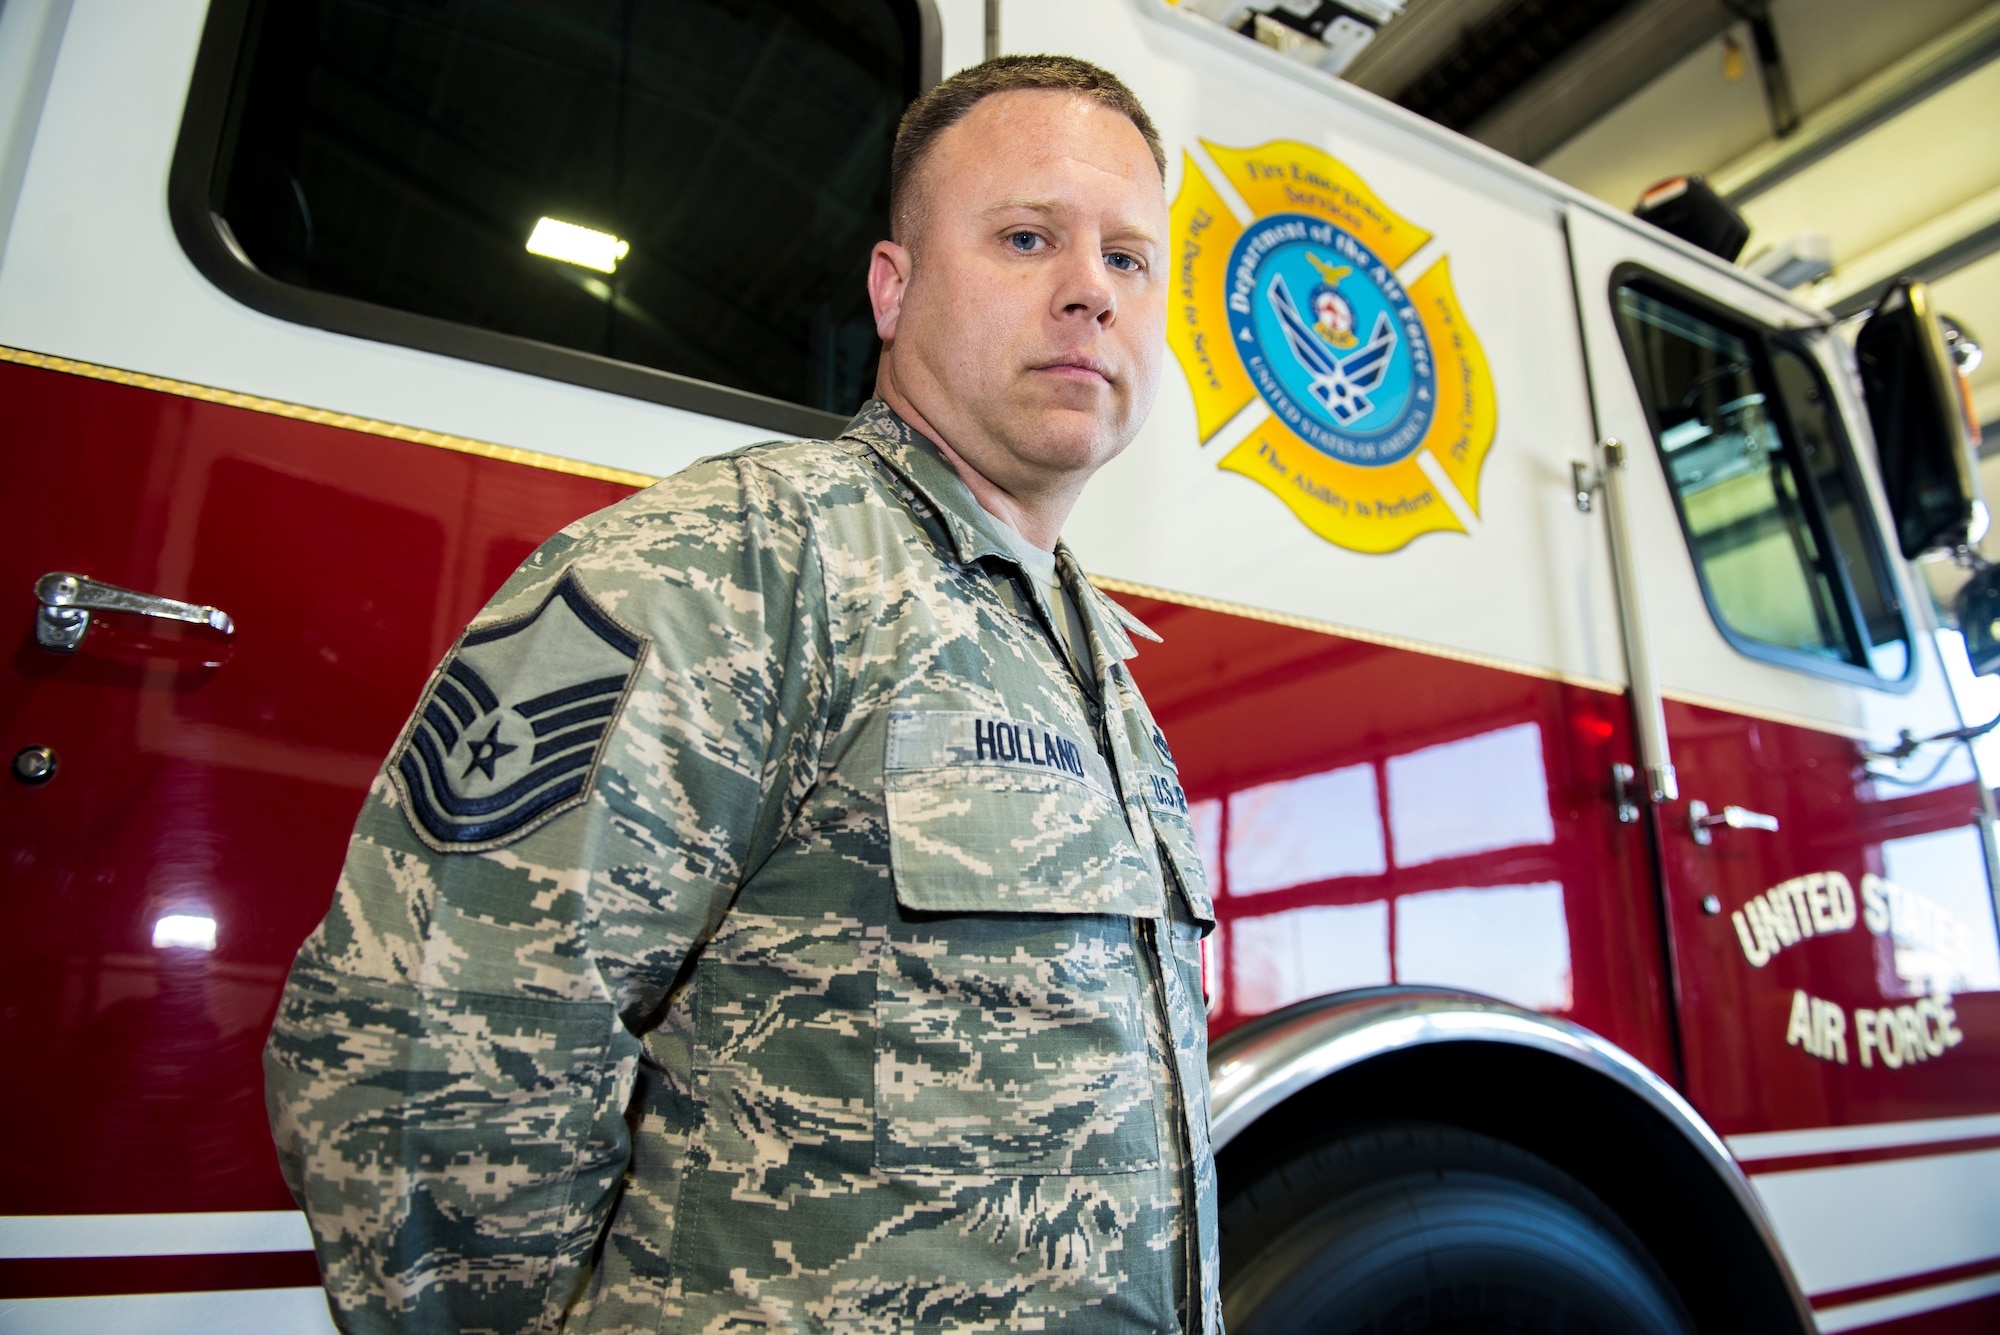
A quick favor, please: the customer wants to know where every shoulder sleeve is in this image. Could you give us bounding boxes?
[264,452,836,1333]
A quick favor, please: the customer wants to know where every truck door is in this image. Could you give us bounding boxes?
[0,359,637,1239]
[1566,207,2000,1320]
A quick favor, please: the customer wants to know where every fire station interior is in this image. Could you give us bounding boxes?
[3,0,2000,1332]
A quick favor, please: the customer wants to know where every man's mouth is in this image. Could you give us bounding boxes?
[1033,354,1113,386]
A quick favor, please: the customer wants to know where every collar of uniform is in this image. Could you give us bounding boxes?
[1062,556,1163,648]
[1053,547,1161,668]
[840,400,1017,568]
[843,401,1164,662]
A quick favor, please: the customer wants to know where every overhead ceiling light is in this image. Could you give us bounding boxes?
[526,217,630,273]
[153,913,217,951]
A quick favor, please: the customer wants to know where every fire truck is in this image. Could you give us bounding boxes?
[1,0,1995,1331]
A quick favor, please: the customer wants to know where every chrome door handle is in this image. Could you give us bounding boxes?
[34,571,235,653]
[1688,798,1779,845]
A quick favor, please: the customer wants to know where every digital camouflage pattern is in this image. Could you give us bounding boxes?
[266,401,1220,1335]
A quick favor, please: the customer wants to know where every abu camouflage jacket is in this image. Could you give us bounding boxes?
[265,401,1220,1335]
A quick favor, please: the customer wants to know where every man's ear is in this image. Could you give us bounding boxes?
[868,240,912,341]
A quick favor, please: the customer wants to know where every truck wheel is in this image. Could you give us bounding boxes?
[1220,1121,1694,1334]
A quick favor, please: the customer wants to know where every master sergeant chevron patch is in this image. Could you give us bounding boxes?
[390,570,647,852]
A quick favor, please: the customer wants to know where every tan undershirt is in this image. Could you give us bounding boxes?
[987,517,1092,689]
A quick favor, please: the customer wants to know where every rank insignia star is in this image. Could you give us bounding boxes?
[460,720,517,781]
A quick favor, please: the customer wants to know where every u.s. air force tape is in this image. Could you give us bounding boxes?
[886,709,1115,799]
[391,570,648,852]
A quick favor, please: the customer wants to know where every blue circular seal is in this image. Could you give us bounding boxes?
[1225,214,1435,466]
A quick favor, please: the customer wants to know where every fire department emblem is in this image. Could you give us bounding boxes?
[1167,140,1496,553]
[391,571,646,852]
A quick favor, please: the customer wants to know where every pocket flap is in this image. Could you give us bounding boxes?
[1137,767,1217,927]
[886,711,1158,917]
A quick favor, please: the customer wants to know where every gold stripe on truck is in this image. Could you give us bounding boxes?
[1089,574,1622,692]
[0,344,660,489]
[0,345,1875,736]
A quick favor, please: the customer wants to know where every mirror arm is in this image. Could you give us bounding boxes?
[1865,714,2000,762]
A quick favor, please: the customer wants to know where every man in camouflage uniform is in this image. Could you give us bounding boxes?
[266,54,1218,1335]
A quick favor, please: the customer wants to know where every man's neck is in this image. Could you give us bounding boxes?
[874,381,1071,552]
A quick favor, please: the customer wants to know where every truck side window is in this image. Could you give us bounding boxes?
[1614,282,1911,682]
[184,0,925,423]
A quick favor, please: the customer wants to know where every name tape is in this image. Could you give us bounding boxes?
[886,710,1112,797]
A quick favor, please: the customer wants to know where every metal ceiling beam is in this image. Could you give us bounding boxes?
[1465,0,1735,165]
[1823,184,2000,319]
[1711,1,2000,205]
[1394,0,1641,133]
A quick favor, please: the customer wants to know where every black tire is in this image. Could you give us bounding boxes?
[1221,1122,1696,1335]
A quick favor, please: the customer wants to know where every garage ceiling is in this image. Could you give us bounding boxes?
[1346,0,1738,162]
[1524,0,2000,427]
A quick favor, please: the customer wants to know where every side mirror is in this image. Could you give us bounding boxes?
[1856,278,1984,559]
[1956,563,2000,675]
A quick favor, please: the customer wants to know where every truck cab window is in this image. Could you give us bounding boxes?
[1771,343,1910,678]
[1614,283,1911,681]
[201,0,923,419]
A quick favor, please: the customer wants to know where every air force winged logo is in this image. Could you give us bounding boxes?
[1266,259,1397,424]
[1167,140,1497,553]
[391,571,647,852]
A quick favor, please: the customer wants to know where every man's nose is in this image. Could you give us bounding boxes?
[1053,243,1115,325]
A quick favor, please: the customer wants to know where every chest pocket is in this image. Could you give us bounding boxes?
[877,710,1162,1176]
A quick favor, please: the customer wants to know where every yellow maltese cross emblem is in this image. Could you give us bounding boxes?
[1167,140,1496,554]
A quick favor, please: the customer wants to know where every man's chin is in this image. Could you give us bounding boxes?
[1006,408,1128,472]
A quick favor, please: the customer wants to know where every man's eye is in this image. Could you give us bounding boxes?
[1007,232,1043,252]
[1106,252,1143,272]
